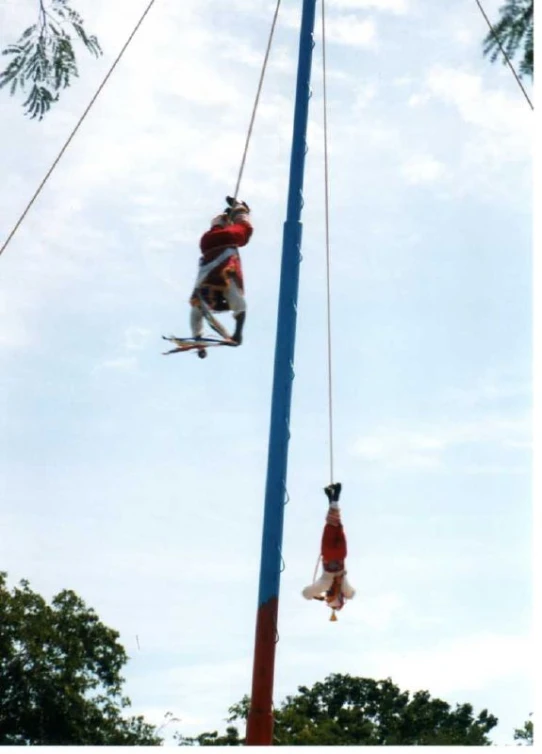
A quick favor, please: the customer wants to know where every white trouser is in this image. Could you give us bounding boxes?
[301,571,355,601]
[224,280,246,315]
[190,280,246,338]
[302,572,334,600]
[190,306,204,339]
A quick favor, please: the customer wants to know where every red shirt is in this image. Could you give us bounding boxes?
[199,220,253,264]
[321,521,347,573]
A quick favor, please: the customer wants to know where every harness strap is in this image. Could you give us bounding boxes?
[195,247,238,288]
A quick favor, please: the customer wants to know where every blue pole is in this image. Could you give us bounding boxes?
[246,0,317,745]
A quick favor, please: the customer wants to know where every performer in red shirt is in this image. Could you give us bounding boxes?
[190,197,253,357]
[302,483,356,621]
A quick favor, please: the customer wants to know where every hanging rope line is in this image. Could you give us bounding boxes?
[321,0,335,485]
[473,0,533,111]
[231,0,282,202]
[0,0,160,258]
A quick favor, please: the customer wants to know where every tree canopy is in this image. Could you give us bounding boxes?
[178,673,499,746]
[0,572,160,745]
[483,0,533,78]
[0,0,102,120]
[1,0,533,122]
[514,716,534,745]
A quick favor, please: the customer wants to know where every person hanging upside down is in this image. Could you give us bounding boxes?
[302,482,355,621]
[189,196,253,358]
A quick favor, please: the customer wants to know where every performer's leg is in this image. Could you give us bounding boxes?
[341,573,356,599]
[190,305,204,339]
[302,571,334,600]
[224,280,246,344]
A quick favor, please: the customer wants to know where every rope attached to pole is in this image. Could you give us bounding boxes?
[231,0,282,203]
[0,0,160,258]
[321,0,335,485]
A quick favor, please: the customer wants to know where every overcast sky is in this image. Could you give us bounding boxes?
[0,0,533,746]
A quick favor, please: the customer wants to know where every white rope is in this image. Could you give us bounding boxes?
[231,0,282,202]
[321,0,335,485]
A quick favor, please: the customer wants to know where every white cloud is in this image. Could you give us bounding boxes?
[425,67,531,135]
[400,154,445,184]
[329,0,409,12]
[280,6,377,47]
[458,463,529,475]
[426,66,532,185]
[351,413,530,470]
[0,291,32,349]
[354,591,407,629]
[369,632,531,695]
[454,27,476,45]
[444,374,531,408]
[353,81,378,109]
[92,357,138,373]
[325,15,377,47]
[124,326,152,351]
[126,657,253,740]
[395,65,532,202]
[407,92,430,107]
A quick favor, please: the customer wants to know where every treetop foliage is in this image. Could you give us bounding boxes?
[0,571,161,745]
[483,0,533,78]
[514,716,534,745]
[0,0,533,122]
[178,673,500,746]
[0,0,102,119]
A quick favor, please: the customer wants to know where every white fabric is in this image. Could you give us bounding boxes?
[302,571,355,601]
[224,280,246,315]
[210,213,227,227]
[302,572,334,600]
[341,574,356,599]
[229,210,250,224]
[194,247,237,288]
[190,306,203,338]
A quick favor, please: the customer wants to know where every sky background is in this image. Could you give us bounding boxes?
[0,0,534,746]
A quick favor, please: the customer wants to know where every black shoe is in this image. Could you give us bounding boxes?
[197,348,207,359]
[231,311,246,345]
[324,483,342,503]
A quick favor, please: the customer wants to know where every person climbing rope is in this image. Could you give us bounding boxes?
[302,482,355,621]
[189,196,253,359]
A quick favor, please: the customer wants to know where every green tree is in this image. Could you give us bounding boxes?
[514,715,534,745]
[177,726,243,746]
[483,0,533,78]
[0,0,102,120]
[0,572,161,745]
[178,674,498,746]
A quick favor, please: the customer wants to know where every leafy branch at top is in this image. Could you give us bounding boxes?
[0,0,102,120]
[483,0,533,78]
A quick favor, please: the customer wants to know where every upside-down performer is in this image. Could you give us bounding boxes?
[302,482,356,621]
[189,196,253,358]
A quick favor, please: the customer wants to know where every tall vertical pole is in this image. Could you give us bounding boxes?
[246,0,317,746]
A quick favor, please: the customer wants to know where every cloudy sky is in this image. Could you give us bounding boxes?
[0,0,533,746]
